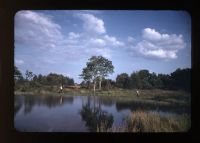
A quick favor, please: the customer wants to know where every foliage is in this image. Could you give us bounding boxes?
[116,68,191,91]
[14,66,23,81]
[80,56,114,91]
[14,67,75,92]
[25,70,34,81]
[80,100,114,132]
[170,68,191,91]
[116,73,131,89]
[15,64,191,92]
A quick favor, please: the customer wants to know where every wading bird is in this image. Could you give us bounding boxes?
[59,85,63,93]
[136,90,140,96]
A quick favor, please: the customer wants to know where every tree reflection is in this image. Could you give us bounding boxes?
[115,100,189,114]
[24,95,36,114]
[14,96,23,116]
[99,97,115,107]
[80,96,114,132]
[21,95,74,114]
[59,95,63,104]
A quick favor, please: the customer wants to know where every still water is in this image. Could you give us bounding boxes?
[14,95,178,132]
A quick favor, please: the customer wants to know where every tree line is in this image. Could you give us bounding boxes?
[80,56,191,92]
[80,68,191,92]
[14,67,74,91]
[15,55,191,92]
[115,68,191,91]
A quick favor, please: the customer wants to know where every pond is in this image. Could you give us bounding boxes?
[14,95,183,132]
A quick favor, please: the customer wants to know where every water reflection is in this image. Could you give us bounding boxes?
[80,96,114,132]
[115,100,190,114]
[98,97,115,107]
[14,96,23,116]
[24,95,36,114]
[59,95,63,104]
[14,95,74,115]
[14,95,187,132]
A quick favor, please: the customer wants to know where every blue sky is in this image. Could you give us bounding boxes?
[14,10,191,83]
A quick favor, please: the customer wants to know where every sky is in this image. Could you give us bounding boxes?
[14,10,191,83]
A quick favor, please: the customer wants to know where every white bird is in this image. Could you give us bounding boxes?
[136,90,140,96]
[59,85,63,93]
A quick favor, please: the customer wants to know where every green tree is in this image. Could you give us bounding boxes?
[170,68,191,91]
[14,66,23,81]
[130,72,140,89]
[80,56,114,92]
[148,72,163,88]
[14,66,24,90]
[137,70,152,89]
[25,70,34,81]
[116,73,131,89]
[101,79,115,90]
[44,73,74,86]
[157,74,172,89]
[129,70,152,89]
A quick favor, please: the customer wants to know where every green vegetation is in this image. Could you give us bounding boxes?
[80,102,114,132]
[14,55,191,94]
[80,55,114,92]
[14,55,191,132]
[14,66,74,93]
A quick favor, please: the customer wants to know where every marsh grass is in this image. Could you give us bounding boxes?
[105,110,191,132]
[125,111,191,132]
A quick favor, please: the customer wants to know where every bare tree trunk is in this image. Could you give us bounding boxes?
[106,80,110,90]
[93,81,96,92]
[99,77,102,90]
[88,82,90,90]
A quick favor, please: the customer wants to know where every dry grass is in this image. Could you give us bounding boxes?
[122,111,190,132]
[104,111,191,132]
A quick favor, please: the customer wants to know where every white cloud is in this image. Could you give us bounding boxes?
[137,42,178,59]
[142,28,162,41]
[15,11,126,63]
[15,11,186,62]
[131,28,186,60]
[77,13,106,35]
[68,32,81,39]
[128,36,135,43]
[95,48,111,59]
[84,46,111,59]
[15,59,24,65]
[104,35,124,47]
[15,10,63,49]
[89,38,106,47]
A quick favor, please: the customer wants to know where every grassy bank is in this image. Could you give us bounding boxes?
[15,86,190,97]
[104,110,191,132]
[14,88,191,132]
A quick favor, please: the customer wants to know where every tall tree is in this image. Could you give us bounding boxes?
[14,66,23,81]
[116,73,131,89]
[80,56,114,92]
[130,72,140,89]
[25,70,34,81]
[170,68,191,91]
[137,70,152,89]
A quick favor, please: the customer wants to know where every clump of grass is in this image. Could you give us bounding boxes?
[124,111,191,132]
